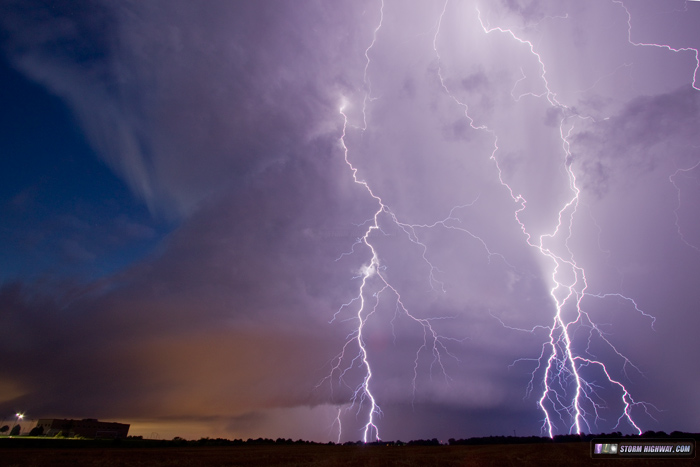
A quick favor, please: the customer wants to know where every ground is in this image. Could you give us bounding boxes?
[0,442,696,466]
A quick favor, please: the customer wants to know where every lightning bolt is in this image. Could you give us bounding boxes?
[462,3,660,437]
[614,0,700,91]
[322,0,697,441]
[323,102,469,442]
[321,0,491,442]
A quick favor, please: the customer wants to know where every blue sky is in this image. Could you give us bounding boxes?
[0,57,171,284]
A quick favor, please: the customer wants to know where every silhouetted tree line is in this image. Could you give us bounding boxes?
[176,431,700,447]
[189,437,327,446]
[447,431,700,446]
[6,430,698,447]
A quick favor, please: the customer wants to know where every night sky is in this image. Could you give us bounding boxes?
[1,0,699,442]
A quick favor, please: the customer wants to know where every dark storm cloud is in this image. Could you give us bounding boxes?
[0,0,371,217]
[572,86,700,198]
[0,0,379,436]
[1,0,700,442]
[0,151,375,429]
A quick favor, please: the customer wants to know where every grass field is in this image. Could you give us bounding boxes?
[0,442,695,466]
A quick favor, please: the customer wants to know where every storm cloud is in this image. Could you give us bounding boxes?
[1,0,699,441]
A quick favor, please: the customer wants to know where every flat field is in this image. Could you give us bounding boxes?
[0,442,695,467]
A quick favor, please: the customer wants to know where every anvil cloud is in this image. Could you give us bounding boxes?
[0,0,699,441]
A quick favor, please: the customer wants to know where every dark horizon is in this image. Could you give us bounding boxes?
[3,426,699,446]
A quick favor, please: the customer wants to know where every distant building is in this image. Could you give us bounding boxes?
[1,419,34,435]
[35,418,130,438]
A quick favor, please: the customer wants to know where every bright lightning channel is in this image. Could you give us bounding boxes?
[433,1,659,437]
[324,103,467,443]
[328,91,482,441]
[322,0,697,441]
[321,0,492,443]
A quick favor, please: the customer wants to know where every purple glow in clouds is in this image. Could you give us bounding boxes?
[322,0,700,441]
[1,0,700,442]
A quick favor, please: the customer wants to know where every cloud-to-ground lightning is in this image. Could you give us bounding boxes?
[322,0,699,441]
[4,0,700,445]
[320,1,486,442]
[438,0,664,437]
[324,90,474,443]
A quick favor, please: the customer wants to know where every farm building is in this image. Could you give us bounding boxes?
[35,418,129,438]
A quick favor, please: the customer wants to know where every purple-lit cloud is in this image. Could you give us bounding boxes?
[0,0,699,442]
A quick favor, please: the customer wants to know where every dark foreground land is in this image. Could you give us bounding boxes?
[0,440,696,467]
